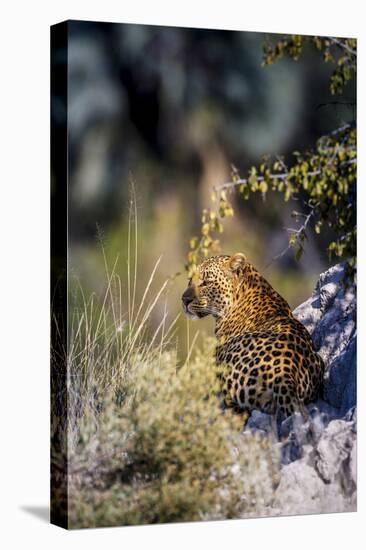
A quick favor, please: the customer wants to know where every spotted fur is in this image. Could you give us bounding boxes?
[182,253,324,424]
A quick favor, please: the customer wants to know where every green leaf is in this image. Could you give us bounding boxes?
[315,222,322,234]
[295,246,304,262]
[259,180,268,194]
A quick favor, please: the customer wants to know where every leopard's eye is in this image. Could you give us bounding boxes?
[200,279,213,287]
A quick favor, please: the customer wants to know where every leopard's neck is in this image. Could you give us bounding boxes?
[214,267,292,345]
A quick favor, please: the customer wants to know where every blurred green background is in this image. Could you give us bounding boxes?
[57,21,355,357]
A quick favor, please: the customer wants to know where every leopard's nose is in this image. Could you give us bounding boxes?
[182,286,195,306]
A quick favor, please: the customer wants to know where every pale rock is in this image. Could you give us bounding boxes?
[243,263,357,516]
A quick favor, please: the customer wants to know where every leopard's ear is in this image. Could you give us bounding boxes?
[228,252,247,276]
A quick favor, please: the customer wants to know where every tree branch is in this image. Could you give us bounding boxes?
[266,205,318,267]
[214,170,321,192]
[329,37,357,57]
[215,156,356,193]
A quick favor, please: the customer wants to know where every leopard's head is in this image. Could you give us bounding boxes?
[181,253,247,320]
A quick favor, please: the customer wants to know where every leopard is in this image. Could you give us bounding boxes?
[182,252,324,427]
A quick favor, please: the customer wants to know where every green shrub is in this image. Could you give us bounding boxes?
[68,339,279,528]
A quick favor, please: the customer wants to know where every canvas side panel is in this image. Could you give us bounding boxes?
[50,20,68,530]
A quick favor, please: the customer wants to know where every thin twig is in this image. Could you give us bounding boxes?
[342,158,357,166]
[266,204,318,268]
[329,37,357,57]
[316,101,356,111]
[275,155,288,173]
[328,122,354,136]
